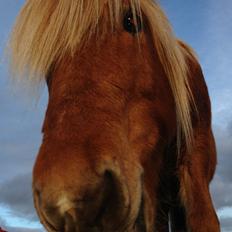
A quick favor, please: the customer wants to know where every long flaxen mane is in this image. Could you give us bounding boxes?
[8,0,196,151]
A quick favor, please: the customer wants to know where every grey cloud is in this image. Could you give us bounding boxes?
[0,216,6,227]
[211,174,232,210]
[0,216,44,232]
[0,90,47,182]
[228,121,232,136]
[214,123,232,183]
[5,226,44,232]
[0,173,38,221]
[219,217,232,232]
[210,122,232,204]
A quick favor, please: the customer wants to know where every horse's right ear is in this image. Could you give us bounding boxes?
[177,40,198,66]
[178,40,211,126]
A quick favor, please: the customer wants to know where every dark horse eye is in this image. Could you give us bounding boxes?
[123,10,142,34]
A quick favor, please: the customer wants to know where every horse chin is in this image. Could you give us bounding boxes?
[34,195,145,232]
[33,166,145,232]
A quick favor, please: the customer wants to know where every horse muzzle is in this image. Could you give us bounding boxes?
[33,157,144,232]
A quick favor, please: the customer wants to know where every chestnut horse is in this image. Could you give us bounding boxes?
[9,0,219,231]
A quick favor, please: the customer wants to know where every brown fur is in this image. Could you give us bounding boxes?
[9,1,219,231]
[9,0,196,152]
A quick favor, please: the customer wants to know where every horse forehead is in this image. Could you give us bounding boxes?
[51,33,158,93]
[45,37,172,139]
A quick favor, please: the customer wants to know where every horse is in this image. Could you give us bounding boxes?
[8,0,220,231]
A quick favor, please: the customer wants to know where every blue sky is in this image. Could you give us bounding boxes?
[0,0,232,231]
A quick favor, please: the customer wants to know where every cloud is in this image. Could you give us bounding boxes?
[0,215,6,227]
[0,216,44,232]
[0,214,43,232]
[211,121,232,207]
[214,124,232,183]
[209,121,232,230]
[5,226,44,232]
[0,88,47,183]
[211,175,232,210]
[0,173,38,221]
[219,217,232,232]
[228,121,232,136]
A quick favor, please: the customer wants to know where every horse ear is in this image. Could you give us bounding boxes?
[178,40,212,127]
[177,40,198,64]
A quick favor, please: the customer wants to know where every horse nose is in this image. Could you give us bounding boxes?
[34,162,142,232]
[34,170,109,230]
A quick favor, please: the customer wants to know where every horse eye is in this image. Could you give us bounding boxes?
[123,10,142,34]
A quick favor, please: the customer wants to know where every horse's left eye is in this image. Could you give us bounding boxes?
[123,10,142,34]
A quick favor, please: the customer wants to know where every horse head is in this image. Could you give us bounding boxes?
[8,0,219,231]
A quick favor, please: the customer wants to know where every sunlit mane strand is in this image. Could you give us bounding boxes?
[8,0,140,83]
[140,0,197,152]
[8,0,196,152]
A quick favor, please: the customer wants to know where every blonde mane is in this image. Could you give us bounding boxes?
[8,0,196,152]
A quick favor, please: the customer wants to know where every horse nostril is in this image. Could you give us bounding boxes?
[64,209,77,232]
[91,169,133,231]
